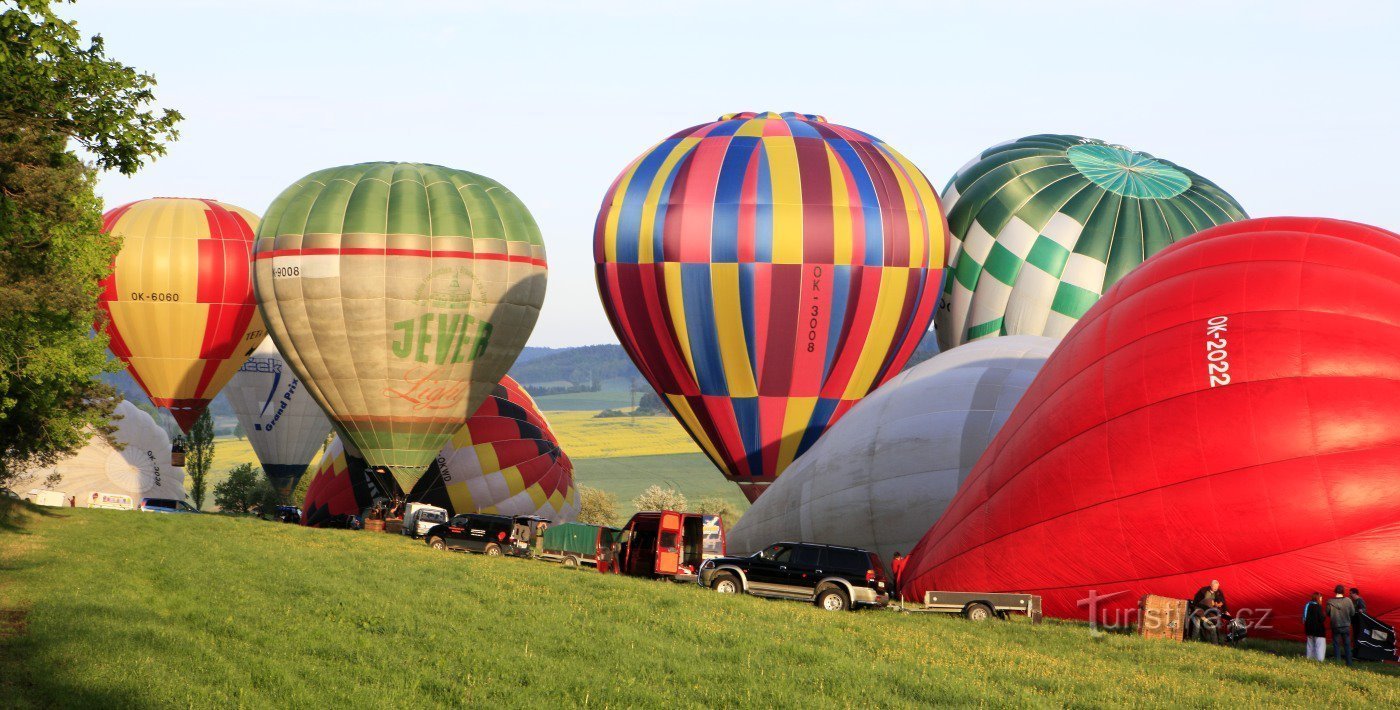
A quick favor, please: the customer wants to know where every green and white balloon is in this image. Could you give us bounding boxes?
[935,135,1246,350]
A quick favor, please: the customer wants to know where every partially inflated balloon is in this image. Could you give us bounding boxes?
[936,135,1245,350]
[23,401,186,504]
[408,376,579,521]
[595,112,947,501]
[98,198,267,433]
[254,163,547,492]
[903,217,1400,640]
[727,336,1055,565]
[301,437,387,528]
[224,338,332,497]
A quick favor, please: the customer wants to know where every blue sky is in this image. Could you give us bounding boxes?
[72,0,1399,347]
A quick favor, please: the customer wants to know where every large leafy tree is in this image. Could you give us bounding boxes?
[0,0,180,488]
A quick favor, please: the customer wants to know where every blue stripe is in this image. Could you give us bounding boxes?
[828,138,884,265]
[824,265,850,378]
[680,264,728,395]
[754,148,773,263]
[711,136,759,263]
[614,138,681,264]
[784,117,823,139]
[650,152,689,261]
[707,118,743,138]
[796,397,841,455]
[730,396,763,480]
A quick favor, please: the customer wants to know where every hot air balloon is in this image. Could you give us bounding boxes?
[253,163,547,493]
[902,217,1400,640]
[935,135,1246,351]
[97,198,267,433]
[301,436,387,528]
[23,401,186,506]
[595,111,948,501]
[727,336,1055,565]
[408,376,579,520]
[224,338,333,497]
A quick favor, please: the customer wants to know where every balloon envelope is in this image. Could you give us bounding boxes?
[98,198,267,432]
[224,338,333,497]
[595,111,948,501]
[23,401,186,504]
[408,376,579,521]
[301,436,387,528]
[727,336,1055,566]
[936,135,1246,351]
[903,217,1400,639]
[254,162,547,493]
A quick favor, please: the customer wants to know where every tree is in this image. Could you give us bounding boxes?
[693,496,741,525]
[213,462,278,515]
[231,421,246,441]
[575,485,618,527]
[184,410,215,510]
[0,0,180,489]
[632,485,687,513]
[291,468,312,508]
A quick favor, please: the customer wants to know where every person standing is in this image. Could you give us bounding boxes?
[890,552,906,588]
[1303,592,1327,661]
[1349,587,1367,624]
[1326,584,1356,666]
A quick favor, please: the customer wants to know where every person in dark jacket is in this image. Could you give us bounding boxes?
[1349,587,1367,627]
[1190,580,1226,643]
[1303,592,1327,661]
[1326,584,1357,666]
[1192,580,1229,614]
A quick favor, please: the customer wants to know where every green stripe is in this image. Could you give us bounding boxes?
[967,317,1004,340]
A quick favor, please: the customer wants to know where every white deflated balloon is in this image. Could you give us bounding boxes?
[726,335,1057,565]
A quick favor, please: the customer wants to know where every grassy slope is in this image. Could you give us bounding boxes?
[2,507,1396,708]
[573,454,749,513]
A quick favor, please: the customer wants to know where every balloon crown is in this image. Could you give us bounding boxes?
[720,111,827,123]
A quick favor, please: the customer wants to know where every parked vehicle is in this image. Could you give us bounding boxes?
[508,515,552,557]
[320,514,363,530]
[608,511,725,581]
[698,541,889,611]
[904,590,1043,622]
[88,492,135,510]
[1,487,18,500]
[138,498,200,514]
[274,506,302,524]
[401,503,448,539]
[537,522,619,567]
[424,513,515,556]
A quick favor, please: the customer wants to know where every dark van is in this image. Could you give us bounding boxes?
[424,513,515,556]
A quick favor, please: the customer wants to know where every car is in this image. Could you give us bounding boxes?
[424,513,515,556]
[1,487,20,500]
[402,503,448,539]
[274,506,302,524]
[698,541,890,611]
[138,498,200,514]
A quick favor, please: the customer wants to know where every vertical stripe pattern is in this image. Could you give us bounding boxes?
[595,112,948,502]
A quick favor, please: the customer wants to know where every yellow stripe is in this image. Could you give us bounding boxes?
[602,154,649,263]
[883,147,945,269]
[826,144,853,266]
[734,118,767,137]
[502,465,525,495]
[776,396,818,473]
[446,480,477,514]
[842,269,910,398]
[527,484,548,509]
[474,443,500,476]
[763,135,803,264]
[637,136,701,264]
[709,264,757,397]
[665,393,725,467]
[662,262,697,376]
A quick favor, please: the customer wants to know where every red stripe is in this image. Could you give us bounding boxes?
[254,247,545,267]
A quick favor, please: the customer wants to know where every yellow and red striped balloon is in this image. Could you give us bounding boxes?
[97,198,266,433]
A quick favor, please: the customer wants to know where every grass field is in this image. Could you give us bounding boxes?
[2,505,1395,708]
[530,390,638,411]
[573,453,749,513]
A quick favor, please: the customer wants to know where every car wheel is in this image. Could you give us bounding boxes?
[712,573,740,595]
[428,537,446,551]
[816,587,850,612]
[562,555,579,567]
[964,603,994,621]
[484,543,502,557]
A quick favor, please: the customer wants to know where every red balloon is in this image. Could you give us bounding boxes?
[900,217,1400,639]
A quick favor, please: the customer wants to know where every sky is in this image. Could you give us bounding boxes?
[70,0,1399,348]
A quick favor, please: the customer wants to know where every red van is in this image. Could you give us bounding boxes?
[603,510,725,580]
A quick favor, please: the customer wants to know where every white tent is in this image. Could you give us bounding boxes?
[726,335,1057,565]
[24,400,186,507]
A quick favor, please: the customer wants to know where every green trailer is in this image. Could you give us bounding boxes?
[537,523,618,567]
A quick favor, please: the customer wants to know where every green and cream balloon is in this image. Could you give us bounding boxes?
[935,135,1246,350]
[253,162,547,492]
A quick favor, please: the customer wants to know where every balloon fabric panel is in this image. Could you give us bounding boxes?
[97,198,267,433]
[595,112,947,501]
[902,217,1400,640]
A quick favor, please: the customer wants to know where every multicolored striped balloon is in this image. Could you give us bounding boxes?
[936,135,1247,350]
[254,163,547,493]
[408,376,578,520]
[98,198,267,433]
[595,112,948,501]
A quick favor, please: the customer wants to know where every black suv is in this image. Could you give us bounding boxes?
[424,513,515,556]
[697,542,889,611]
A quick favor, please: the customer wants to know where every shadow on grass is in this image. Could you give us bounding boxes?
[1093,621,1399,679]
[0,499,68,535]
